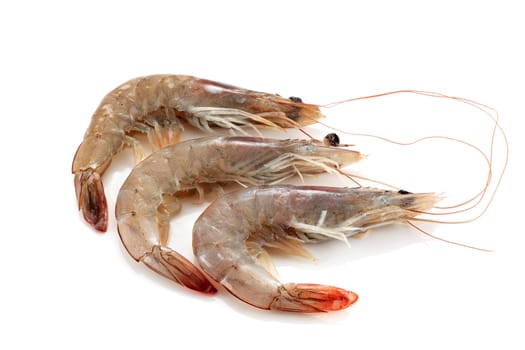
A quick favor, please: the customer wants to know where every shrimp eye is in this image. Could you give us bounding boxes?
[323,133,340,147]
[289,96,303,103]
[398,189,412,195]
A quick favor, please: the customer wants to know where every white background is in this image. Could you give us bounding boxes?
[1,1,523,349]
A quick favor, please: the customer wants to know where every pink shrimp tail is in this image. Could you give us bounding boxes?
[141,245,217,294]
[75,171,108,232]
[271,283,358,312]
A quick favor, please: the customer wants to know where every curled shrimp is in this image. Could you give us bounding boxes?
[73,74,324,232]
[115,136,363,294]
[192,185,441,312]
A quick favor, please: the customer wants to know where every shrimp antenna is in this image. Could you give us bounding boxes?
[309,89,508,250]
[298,127,315,140]
[405,221,493,253]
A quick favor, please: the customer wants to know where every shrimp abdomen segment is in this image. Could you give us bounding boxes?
[194,236,356,311]
[116,170,217,294]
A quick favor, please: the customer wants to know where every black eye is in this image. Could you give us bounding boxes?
[398,189,412,195]
[289,96,302,103]
[323,133,340,147]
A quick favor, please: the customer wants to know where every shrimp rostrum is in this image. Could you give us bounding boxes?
[115,136,362,294]
[73,74,325,232]
[192,185,442,312]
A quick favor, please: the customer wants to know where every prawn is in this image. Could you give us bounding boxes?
[115,136,363,294]
[192,185,441,312]
[73,74,324,232]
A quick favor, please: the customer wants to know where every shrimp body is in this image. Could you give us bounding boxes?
[73,74,324,231]
[115,136,362,294]
[192,185,441,312]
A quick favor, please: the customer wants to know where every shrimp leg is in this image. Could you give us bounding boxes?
[115,136,363,294]
[73,75,325,232]
[192,185,441,312]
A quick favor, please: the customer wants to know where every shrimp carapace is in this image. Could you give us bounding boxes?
[73,75,325,232]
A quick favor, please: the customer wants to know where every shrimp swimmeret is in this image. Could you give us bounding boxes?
[115,136,363,294]
[73,74,325,232]
[192,185,441,312]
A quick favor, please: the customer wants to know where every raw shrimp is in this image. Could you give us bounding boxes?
[73,74,325,232]
[192,185,441,312]
[115,136,363,294]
